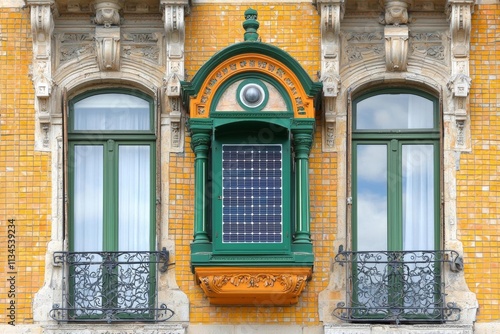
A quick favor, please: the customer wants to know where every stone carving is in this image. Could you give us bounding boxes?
[28,0,54,151]
[58,33,94,64]
[317,0,344,98]
[448,0,474,150]
[410,32,446,62]
[448,0,473,58]
[162,0,189,152]
[94,0,122,27]
[195,267,312,305]
[448,73,472,98]
[384,25,409,71]
[342,31,384,65]
[382,0,409,25]
[122,33,161,63]
[94,0,122,71]
[382,1,410,72]
[95,26,121,71]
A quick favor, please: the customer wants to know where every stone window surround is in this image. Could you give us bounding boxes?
[28,0,190,332]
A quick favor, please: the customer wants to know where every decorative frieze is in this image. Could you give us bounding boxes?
[341,31,384,65]
[410,31,446,62]
[123,32,162,63]
[57,33,94,65]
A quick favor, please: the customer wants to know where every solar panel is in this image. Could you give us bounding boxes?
[222,144,283,243]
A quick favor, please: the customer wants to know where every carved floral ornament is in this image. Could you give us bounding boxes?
[195,267,312,305]
[188,54,315,119]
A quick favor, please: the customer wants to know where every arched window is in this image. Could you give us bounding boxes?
[335,88,461,323]
[50,89,172,322]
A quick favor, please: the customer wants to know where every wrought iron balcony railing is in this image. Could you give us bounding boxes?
[50,251,174,323]
[333,248,462,324]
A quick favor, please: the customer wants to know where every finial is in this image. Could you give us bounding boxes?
[243,8,259,41]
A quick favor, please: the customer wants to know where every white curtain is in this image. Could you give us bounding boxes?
[118,145,151,251]
[403,95,435,251]
[73,145,104,252]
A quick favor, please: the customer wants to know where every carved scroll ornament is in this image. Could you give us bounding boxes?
[195,267,312,305]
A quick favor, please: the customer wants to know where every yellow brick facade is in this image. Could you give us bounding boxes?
[0,6,51,324]
[0,1,498,333]
[460,4,500,323]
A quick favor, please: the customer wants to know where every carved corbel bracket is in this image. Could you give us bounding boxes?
[384,25,409,72]
[447,0,474,58]
[317,0,343,153]
[94,0,122,71]
[28,0,55,151]
[162,0,189,152]
[95,26,121,71]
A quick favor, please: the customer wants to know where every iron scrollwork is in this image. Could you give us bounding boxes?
[50,251,174,323]
[334,248,462,324]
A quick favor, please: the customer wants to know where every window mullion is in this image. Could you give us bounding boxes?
[103,139,118,252]
[388,139,402,252]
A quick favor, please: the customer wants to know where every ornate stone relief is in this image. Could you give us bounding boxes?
[447,0,474,150]
[94,0,122,71]
[317,0,344,152]
[122,32,162,63]
[341,31,384,66]
[28,0,55,151]
[195,267,312,305]
[161,0,189,152]
[409,31,446,62]
[56,33,94,66]
[382,0,410,72]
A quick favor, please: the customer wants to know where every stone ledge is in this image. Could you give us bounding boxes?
[324,324,473,334]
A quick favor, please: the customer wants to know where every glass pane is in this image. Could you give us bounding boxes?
[402,145,435,251]
[73,145,103,252]
[74,93,150,131]
[356,94,434,130]
[356,144,387,251]
[118,145,151,251]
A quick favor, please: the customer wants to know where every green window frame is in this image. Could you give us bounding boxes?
[67,89,157,321]
[350,88,442,321]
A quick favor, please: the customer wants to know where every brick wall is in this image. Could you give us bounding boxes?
[459,3,500,323]
[0,7,50,324]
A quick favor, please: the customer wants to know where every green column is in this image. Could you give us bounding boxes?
[291,120,314,246]
[189,120,213,249]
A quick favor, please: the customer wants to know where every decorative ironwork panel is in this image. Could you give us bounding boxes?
[50,251,174,323]
[334,249,461,323]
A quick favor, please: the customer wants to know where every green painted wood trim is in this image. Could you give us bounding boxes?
[291,119,315,245]
[68,88,155,134]
[181,42,322,105]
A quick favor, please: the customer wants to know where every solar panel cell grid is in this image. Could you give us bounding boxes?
[222,144,283,243]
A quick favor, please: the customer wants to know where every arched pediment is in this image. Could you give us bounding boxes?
[181,43,322,119]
